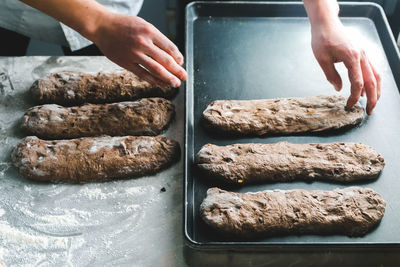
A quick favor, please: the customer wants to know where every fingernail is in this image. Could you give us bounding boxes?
[181,70,188,81]
[334,84,340,91]
[345,101,351,110]
[172,79,181,87]
[366,105,372,115]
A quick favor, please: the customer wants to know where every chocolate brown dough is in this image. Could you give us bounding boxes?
[200,187,386,238]
[196,142,385,184]
[202,95,364,135]
[22,98,174,139]
[11,135,180,183]
[30,70,178,105]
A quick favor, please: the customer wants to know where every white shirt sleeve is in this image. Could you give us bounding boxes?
[0,0,68,46]
[0,0,143,51]
[60,24,93,52]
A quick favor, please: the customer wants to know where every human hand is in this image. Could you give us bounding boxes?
[311,19,380,115]
[93,13,187,87]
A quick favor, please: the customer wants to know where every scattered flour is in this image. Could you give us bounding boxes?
[88,137,126,154]
[0,58,183,266]
[125,204,140,212]
[80,187,103,199]
[79,187,117,200]
[70,209,91,219]
[125,186,153,196]
[31,167,48,177]
[131,139,155,154]
[39,213,79,226]
[42,104,65,113]
[0,221,69,250]
[17,205,90,226]
[66,90,75,97]
[103,240,113,249]
[0,208,5,217]
[23,185,32,192]
[0,246,7,258]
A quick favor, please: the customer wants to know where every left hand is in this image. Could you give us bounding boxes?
[311,19,381,115]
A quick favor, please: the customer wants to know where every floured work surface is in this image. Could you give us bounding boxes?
[0,56,185,266]
[185,2,400,247]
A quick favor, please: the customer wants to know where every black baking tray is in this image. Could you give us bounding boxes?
[184,1,400,249]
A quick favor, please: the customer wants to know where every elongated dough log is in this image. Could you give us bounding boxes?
[22,98,174,139]
[200,187,386,237]
[11,136,180,183]
[196,142,385,184]
[30,71,178,105]
[202,95,364,135]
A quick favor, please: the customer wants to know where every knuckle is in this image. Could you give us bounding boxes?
[130,49,141,58]
[135,16,146,24]
[352,80,364,89]
[365,80,377,90]
[164,57,175,68]
[152,64,164,74]
[348,48,360,61]
[142,24,154,35]
[322,40,336,50]
[319,57,330,65]
[166,43,177,54]
[375,72,381,82]
[134,36,147,47]
[179,68,187,78]
[171,78,180,86]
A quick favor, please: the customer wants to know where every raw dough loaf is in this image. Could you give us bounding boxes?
[202,95,364,135]
[11,135,180,183]
[196,142,385,184]
[22,98,174,139]
[30,70,178,105]
[200,187,386,238]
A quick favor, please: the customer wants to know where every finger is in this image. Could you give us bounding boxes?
[138,54,181,87]
[146,44,187,81]
[368,58,381,100]
[361,88,366,97]
[152,30,184,66]
[318,58,343,91]
[361,56,377,115]
[343,56,363,110]
[129,63,166,88]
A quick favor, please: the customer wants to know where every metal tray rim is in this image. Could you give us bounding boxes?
[184,1,400,249]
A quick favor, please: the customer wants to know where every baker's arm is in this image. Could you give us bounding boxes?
[20,0,187,88]
[303,0,380,115]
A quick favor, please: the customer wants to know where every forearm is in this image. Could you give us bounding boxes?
[20,0,109,42]
[20,0,188,87]
[303,0,341,30]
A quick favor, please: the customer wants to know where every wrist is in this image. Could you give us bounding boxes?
[303,0,340,30]
[80,4,112,44]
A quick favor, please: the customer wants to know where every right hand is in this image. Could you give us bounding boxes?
[93,13,187,87]
[310,18,380,115]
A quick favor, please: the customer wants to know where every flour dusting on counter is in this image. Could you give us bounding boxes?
[0,220,69,249]
[0,56,184,267]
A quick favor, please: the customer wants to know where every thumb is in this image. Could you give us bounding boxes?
[318,59,343,91]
